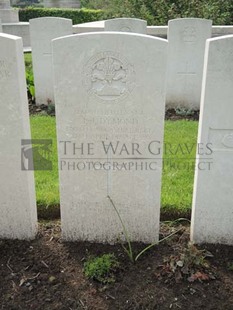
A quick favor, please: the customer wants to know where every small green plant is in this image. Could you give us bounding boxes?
[228,262,233,271]
[175,107,195,117]
[84,253,119,283]
[158,243,215,283]
[47,104,56,115]
[25,53,35,99]
[107,196,183,263]
[26,71,35,98]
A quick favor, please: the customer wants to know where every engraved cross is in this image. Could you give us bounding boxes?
[177,62,196,95]
[178,62,196,76]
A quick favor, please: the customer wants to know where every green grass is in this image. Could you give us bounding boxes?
[24,53,35,97]
[162,120,198,217]
[24,52,33,73]
[30,116,59,215]
[30,116,198,218]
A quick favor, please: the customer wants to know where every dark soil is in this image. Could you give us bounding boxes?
[28,96,55,116]
[0,222,232,310]
[165,109,199,121]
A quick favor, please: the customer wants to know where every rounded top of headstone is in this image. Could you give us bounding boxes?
[0,0,11,9]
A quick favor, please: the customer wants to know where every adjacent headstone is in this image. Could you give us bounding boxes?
[44,0,80,8]
[0,34,37,240]
[0,0,19,23]
[166,18,212,109]
[53,32,168,243]
[105,18,147,34]
[191,35,233,245]
[3,22,31,48]
[0,18,2,32]
[0,0,10,9]
[30,17,73,105]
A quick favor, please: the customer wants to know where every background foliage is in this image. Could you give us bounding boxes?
[19,1,233,25]
[19,7,109,24]
[81,0,233,25]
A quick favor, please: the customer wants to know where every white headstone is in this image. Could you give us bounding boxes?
[0,0,10,9]
[166,18,212,109]
[0,34,37,240]
[53,32,167,243]
[0,0,19,23]
[59,0,80,7]
[29,17,73,105]
[44,0,80,8]
[105,18,147,34]
[191,35,233,245]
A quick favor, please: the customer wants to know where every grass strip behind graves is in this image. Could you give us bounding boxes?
[30,116,198,219]
[30,116,60,218]
[161,120,198,219]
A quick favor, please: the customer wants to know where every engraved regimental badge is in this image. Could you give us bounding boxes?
[182,27,197,43]
[84,51,135,103]
[222,134,233,148]
[120,26,132,32]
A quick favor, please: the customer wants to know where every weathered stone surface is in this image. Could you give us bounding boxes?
[0,9,19,23]
[0,34,37,240]
[29,17,73,105]
[105,18,147,34]
[3,22,30,48]
[0,0,10,9]
[166,18,212,109]
[191,35,233,245]
[0,0,19,23]
[53,32,167,243]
